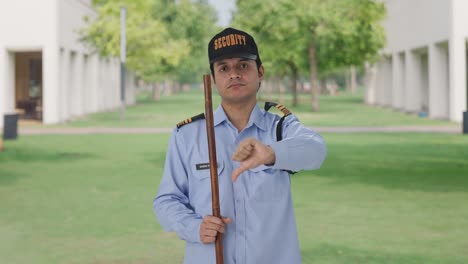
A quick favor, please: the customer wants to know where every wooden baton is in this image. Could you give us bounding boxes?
[203,74,224,264]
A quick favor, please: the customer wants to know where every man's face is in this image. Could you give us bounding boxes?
[212,57,264,105]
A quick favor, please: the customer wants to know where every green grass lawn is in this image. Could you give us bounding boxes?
[36,89,457,128]
[1,133,467,264]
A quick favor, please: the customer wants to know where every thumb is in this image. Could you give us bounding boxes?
[231,163,249,182]
[222,217,232,224]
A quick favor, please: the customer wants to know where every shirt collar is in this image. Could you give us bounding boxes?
[213,104,267,131]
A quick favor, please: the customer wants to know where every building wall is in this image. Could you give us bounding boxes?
[370,0,468,123]
[383,0,451,52]
[0,0,56,126]
[0,0,135,127]
[449,0,468,122]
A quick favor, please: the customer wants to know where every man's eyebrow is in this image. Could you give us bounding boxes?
[215,61,227,67]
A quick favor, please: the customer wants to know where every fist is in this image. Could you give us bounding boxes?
[199,215,232,244]
[231,137,275,182]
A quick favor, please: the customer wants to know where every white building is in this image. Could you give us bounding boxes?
[367,0,468,123]
[0,0,136,127]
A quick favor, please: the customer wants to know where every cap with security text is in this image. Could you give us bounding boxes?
[208,27,262,66]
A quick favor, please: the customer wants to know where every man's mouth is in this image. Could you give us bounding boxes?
[228,82,245,89]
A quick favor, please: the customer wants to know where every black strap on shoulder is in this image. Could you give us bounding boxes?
[176,113,205,129]
[264,102,292,142]
[264,102,296,174]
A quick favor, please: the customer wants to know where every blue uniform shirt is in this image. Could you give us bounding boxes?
[153,104,327,264]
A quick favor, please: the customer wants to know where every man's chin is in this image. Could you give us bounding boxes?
[222,95,257,105]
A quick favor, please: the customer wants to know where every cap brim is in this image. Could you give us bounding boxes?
[210,53,257,64]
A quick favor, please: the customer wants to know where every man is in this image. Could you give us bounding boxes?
[153,27,327,264]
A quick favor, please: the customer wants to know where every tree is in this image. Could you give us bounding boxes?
[233,0,386,110]
[82,0,188,85]
[82,0,218,93]
[154,0,219,85]
[233,0,308,106]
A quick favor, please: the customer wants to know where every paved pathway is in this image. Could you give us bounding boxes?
[18,125,462,135]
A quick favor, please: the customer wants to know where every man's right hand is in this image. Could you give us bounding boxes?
[200,215,232,244]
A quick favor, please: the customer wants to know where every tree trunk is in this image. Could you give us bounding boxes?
[266,78,272,101]
[279,79,285,103]
[346,69,351,93]
[174,82,181,94]
[152,83,160,101]
[164,79,172,96]
[351,65,357,94]
[272,76,281,102]
[259,79,266,100]
[289,62,299,106]
[309,42,320,111]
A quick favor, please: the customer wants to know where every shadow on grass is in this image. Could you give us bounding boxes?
[0,147,96,163]
[301,243,455,264]
[0,168,25,185]
[0,146,96,185]
[303,141,468,193]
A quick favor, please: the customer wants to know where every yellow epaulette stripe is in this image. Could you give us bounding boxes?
[275,104,291,116]
[176,113,205,129]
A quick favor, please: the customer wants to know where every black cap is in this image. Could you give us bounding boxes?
[208,27,262,66]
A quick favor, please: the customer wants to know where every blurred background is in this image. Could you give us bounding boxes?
[0,0,467,263]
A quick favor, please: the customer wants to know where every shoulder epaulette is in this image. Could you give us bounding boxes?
[176,113,205,129]
[264,101,296,175]
[264,102,292,116]
[264,102,293,141]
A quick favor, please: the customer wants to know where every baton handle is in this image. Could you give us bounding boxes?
[203,74,223,264]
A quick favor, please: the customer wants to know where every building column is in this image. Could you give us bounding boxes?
[103,58,110,110]
[112,58,119,109]
[43,46,60,124]
[364,62,377,105]
[429,43,450,119]
[392,52,405,109]
[405,50,421,112]
[448,37,467,122]
[82,54,89,114]
[420,52,429,113]
[449,0,468,122]
[59,48,70,122]
[88,54,99,113]
[0,49,15,127]
[69,52,78,116]
[383,56,393,107]
[375,59,385,106]
[0,48,5,127]
[75,52,84,116]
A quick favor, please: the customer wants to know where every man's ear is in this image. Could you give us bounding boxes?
[258,65,265,79]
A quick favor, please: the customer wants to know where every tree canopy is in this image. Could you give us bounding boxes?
[82,0,386,106]
[233,0,386,109]
[81,0,218,83]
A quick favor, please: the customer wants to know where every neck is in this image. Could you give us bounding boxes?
[221,100,256,132]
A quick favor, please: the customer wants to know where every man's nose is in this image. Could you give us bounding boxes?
[229,68,241,79]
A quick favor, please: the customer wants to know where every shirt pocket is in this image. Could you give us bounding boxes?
[189,158,225,211]
[248,165,290,202]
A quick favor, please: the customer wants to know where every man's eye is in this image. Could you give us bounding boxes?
[240,63,248,69]
[219,66,227,72]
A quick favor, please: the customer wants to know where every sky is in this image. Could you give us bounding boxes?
[207,0,236,27]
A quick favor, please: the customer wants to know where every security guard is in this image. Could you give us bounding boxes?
[153,27,327,264]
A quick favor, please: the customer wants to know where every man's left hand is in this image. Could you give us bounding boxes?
[231,137,275,182]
